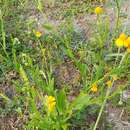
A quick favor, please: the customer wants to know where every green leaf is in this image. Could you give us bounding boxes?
[56,89,67,114]
[94,63,104,81]
[43,23,53,31]
[65,48,75,59]
[126,98,130,105]
[70,92,91,111]
[76,62,88,78]
[19,65,29,86]
[106,53,123,57]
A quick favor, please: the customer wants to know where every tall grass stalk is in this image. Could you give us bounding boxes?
[0,10,9,59]
[93,49,127,130]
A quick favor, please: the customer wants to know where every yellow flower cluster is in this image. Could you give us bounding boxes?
[45,95,56,112]
[91,83,98,92]
[106,80,112,87]
[115,33,130,52]
[95,7,103,15]
[35,31,42,38]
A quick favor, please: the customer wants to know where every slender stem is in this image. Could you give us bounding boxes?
[93,49,127,130]
[0,93,10,101]
[111,0,120,42]
[93,88,110,130]
[115,0,120,32]
[118,51,127,68]
[117,51,128,105]
[114,47,120,66]
[0,10,9,59]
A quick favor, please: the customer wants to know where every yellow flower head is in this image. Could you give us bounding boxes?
[95,7,103,15]
[127,45,130,53]
[119,33,127,41]
[45,95,56,112]
[35,31,42,38]
[115,33,128,48]
[115,38,124,47]
[91,83,98,92]
[106,80,112,87]
[124,37,130,47]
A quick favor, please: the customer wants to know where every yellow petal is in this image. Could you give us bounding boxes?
[91,84,98,92]
[106,80,112,87]
[124,37,130,47]
[45,95,56,112]
[35,31,42,38]
[119,33,127,41]
[115,38,124,47]
[48,96,56,102]
[95,7,103,15]
[127,46,130,53]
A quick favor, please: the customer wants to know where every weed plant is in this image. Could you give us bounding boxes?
[0,0,130,130]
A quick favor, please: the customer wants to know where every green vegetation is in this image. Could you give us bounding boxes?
[0,0,130,130]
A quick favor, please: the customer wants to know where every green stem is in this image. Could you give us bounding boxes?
[93,48,127,130]
[93,88,110,130]
[118,51,127,68]
[114,47,120,66]
[115,47,121,65]
[111,0,120,43]
[0,93,10,101]
[0,10,9,59]
[115,0,120,32]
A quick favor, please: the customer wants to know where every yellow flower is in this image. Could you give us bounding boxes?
[35,31,42,38]
[91,83,98,92]
[115,38,124,47]
[45,95,56,112]
[127,45,130,53]
[124,37,130,47]
[106,80,112,87]
[115,33,128,47]
[95,7,103,15]
[119,33,127,41]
